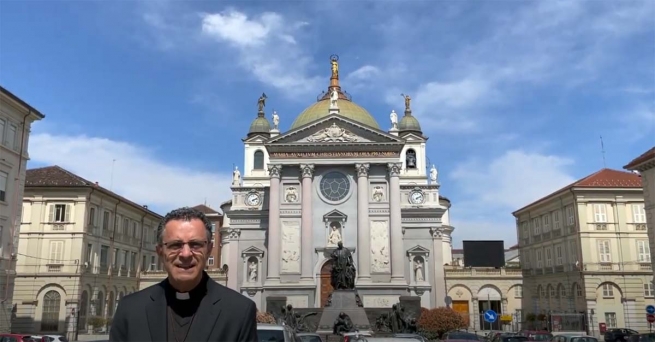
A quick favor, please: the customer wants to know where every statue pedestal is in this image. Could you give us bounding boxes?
[316,290,371,334]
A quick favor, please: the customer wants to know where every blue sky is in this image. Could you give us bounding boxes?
[1,0,653,246]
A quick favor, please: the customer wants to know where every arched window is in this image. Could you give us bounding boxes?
[253,150,264,170]
[41,290,61,331]
[405,149,417,169]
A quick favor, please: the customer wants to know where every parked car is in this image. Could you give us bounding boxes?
[605,329,639,342]
[296,333,322,342]
[628,334,655,342]
[517,331,553,341]
[257,323,299,342]
[0,335,41,342]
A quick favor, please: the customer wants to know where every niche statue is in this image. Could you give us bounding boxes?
[330,241,356,290]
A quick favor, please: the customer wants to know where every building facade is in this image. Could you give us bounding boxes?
[220,56,454,311]
[191,204,223,270]
[0,86,45,333]
[624,147,655,282]
[514,168,652,333]
[447,246,523,332]
[13,166,162,337]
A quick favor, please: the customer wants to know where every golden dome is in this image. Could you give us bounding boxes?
[290,55,380,130]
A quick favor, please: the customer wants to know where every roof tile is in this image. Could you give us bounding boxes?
[624,146,655,170]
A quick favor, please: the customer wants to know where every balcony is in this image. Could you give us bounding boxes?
[583,262,653,273]
[444,266,522,278]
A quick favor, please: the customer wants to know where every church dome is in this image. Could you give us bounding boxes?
[398,113,422,133]
[247,115,271,137]
[290,55,380,130]
[291,97,379,130]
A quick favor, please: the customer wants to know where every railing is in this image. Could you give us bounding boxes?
[444,266,522,277]
[583,262,653,272]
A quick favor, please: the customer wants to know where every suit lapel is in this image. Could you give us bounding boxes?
[146,282,167,342]
[186,281,222,341]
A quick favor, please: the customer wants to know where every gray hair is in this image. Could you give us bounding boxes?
[157,207,213,245]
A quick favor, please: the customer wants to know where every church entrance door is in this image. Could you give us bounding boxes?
[320,260,333,307]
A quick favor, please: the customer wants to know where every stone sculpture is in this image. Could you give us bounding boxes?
[430,164,438,183]
[248,261,258,282]
[306,123,359,143]
[372,186,384,202]
[390,110,398,129]
[328,223,342,246]
[280,304,318,333]
[232,166,241,186]
[257,93,267,112]
[285,186,298,203]
[330,88,339,109]
[414,258,424,282]
[333,312,355,335]
[330,241,356,290]
[272,111,280,130]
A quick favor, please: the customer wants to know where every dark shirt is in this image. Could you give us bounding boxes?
[164,276,207,342]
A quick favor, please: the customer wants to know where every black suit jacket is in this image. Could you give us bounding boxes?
[109,276,258,342]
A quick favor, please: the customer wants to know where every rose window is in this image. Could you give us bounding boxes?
[319,172,350,202]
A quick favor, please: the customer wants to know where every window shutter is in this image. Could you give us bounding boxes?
[48,205,55,222]
[49,241,63,263]
[65,205,71,222]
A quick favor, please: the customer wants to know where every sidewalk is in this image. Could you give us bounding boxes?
[75,334,109,341]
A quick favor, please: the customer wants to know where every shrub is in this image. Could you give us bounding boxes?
[417,307,467,340]
[87,316,106,329]
[256,310,276,324]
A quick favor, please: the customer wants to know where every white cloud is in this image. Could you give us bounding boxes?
[29,133,232,214]
[199,9,321,97]
[448,150,576,245]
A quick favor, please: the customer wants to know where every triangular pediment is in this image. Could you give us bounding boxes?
[401,132,428,142]
[267,114,405,145]
[242,134,270,143]
[323,209,348,222]
[407,245,430,255]
[242,246,265,257]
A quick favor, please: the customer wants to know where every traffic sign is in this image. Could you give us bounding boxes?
[647,305,655,314]
[484,310,498,323]
[647,314,655,323]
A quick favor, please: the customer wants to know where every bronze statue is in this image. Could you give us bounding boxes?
[257,93,267,112]
[333,312,355,335]
[330,241,356,290]
[401,93,411,111]
[330,55,339,79]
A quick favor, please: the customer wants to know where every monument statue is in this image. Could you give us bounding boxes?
[248,261,257,282]
[333,312,354,335]
[330,55,339,79]
[280,304,318,333]
[390,110,398,129]
[430,164,438,183]
[257,93,267,112]
[401,93,411,111]
[272,111,280,130]
[232,166,241,186]
[414,259,424,282]
[330,241,356,290]
[328,224,342,246]
[330,88,339,109]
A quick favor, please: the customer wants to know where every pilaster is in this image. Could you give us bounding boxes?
[387,162,405,284]
[356,163,371,283]
[300,164,315,282]
[266,164,282,283]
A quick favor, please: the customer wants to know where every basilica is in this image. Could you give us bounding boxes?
[219,56,455,310]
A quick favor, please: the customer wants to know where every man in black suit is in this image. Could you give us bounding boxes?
[110,207,258,342]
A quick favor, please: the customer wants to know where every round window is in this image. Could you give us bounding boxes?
[319,172,351,202]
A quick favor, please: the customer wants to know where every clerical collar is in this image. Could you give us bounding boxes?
[165,272,208,301]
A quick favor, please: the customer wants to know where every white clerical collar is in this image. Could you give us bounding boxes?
[176,292,190,300]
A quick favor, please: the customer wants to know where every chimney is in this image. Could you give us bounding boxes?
[143,205,148,209]
[95,182,99,187]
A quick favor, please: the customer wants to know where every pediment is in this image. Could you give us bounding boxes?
[407,245,430,255]
[401,132,427,142]
[323,209,348,222]
[242,246,265,257]
[267,114,405,145]
[242,134,270,143]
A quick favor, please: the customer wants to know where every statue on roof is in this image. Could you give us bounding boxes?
[401,93,411,112]
[390,110,398,130]
[330,88,339,109]
[257,93,267,112]
[272,111,280,130]
[330,55,339,79]
[430,165,438,183]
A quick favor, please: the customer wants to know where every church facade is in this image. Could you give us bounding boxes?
[220,56,454,310]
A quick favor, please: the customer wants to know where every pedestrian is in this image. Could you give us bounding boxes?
[109,207,258,342]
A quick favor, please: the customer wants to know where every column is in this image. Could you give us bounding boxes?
[300,164,315,281]
[388,162,405,282]
[356,163,371,282]
[267,164,282,281]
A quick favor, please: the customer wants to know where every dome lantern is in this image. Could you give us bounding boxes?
[247,93,271,137]
[398,93,422,135]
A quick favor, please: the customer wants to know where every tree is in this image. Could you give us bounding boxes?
[256,310,276,324]
[417,307,467,340]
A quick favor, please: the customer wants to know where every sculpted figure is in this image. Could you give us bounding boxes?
[248,261,257,282]
[285,187,298,203]
[331,57,339,79]
[333,312,354,335]
[390,110,398,129]
[272,111,280,130]
[430,164,438,183]
[414,258,424,282]
[257,93,267,112]
[330,88,339,109]
[330,241,356,290]
[401,93,411,111]
[232,166,241,186]
[372,186,384,202]
[328,224,342,246]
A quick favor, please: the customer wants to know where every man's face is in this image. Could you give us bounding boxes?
[156,218,212,288]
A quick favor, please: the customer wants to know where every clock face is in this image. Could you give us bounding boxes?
[410,191,424,204]
[246,193,261,206]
